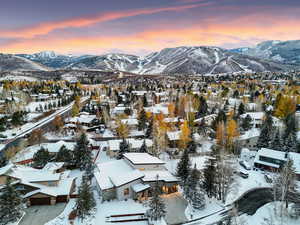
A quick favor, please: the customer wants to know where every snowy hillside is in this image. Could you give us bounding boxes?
[0,54,48,71]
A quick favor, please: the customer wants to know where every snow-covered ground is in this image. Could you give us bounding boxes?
[46,192,150,225]
[239,202,300,225]
[25,99,60,112]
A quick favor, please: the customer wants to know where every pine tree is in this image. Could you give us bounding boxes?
[271,130,283,151]
[0,178,23,225]
[32,147,51,168]
[203,157,217,198]
[138,109,147,131]
[184,165,199,201]
[143,94,148,107]
[176,149,191,185]
[187,137,197,153]
[241,114,252,131]
[238,103,245,116]
[139,139,148,153]
[117,138,130,159]
[145,119,153,138]
[73,133,93,173]
[256,112,274,149]
[55,145,73,163]
[147,179,166,222]
[191,189,206,210]
[0,156,8,168]
[75,178,96,221]
[285,131,298,152]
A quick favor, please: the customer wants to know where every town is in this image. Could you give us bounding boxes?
[0,71,299,225]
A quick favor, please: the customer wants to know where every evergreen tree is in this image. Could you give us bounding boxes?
[203,157,216,198]
[73,133,93,173]
[147,179,166,222]
[190,189,206,210]
[139,139,148,153]
[176,149,191,185]
[285,131,298,152]
[145,119,153,138]
[117,138,130,159]
[238,103,245,116]
[241,114,252,131]
[32,147,51,168]
[197,96,208,117]
[0,178,23,225]
[184,165,199,201]
[55,145,73,163]
[0,156,8,168]
[138,109,147,130]
[270,130,283,151]
[75,178,96,221]
[143,94,148,107]
[187,137,197,154]
[256,112,274,149]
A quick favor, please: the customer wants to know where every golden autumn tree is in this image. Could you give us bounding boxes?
[168,103,175,117]
[226,119,239,152]
[179,120,191,149]
[115,119,129,139]
[274,95,296,119]
[71,104,79,117]
[216,121,226,148]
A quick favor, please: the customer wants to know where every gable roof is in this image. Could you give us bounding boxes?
[123,153,165,165]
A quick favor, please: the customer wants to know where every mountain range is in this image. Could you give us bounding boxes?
[0,40,299,75]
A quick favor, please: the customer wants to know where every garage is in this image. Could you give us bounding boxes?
[56,195,68,203]
[30,197,51,205]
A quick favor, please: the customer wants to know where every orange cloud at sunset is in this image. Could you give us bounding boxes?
[1,13,300,55]
[0,3,208,39]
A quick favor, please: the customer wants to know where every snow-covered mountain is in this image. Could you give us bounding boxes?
[68,46,291,74]
[231,40,300,65]
[0,54,48,71]
[17,51,92,69]
[1,44,298,74]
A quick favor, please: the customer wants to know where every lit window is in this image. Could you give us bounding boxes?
[124,188,129,196]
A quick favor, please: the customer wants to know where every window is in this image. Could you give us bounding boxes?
[124,188,129,196]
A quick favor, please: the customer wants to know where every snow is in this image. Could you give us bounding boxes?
[0,75,38,82]
[239,202,300,225]
[124,153,165,165]
[95,160,144,189]
[25,99,60,112]
[45,193,149,225]
[185,197,224,221]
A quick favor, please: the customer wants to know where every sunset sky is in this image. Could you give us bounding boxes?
[0,0,299,55]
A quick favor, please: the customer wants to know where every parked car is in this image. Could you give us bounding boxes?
[239,171,249,179]
[264,174,273,183]
[239,160,251,170]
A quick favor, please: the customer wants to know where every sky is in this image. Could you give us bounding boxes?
[0,0,299,55]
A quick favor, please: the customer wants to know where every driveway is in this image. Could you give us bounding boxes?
[162,192,188,225]
[19,203,66,225]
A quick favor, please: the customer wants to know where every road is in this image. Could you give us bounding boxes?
[0,96,89,154]
[19,203,66,225]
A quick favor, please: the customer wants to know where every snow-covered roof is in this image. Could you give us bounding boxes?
[123,153,165,165]
[142,170,178,183]
[239,128,260,140]
[43,162,65,171]
[66,115,96,124]
[132,183,150,193]
[121,118,138,126]
[7,165,61,182]
[23,177,75,198]
[167,131,181,141]
[257,148,287,161]
[0,164,13,176]
[144,104,169,115]
[95,160,144,190]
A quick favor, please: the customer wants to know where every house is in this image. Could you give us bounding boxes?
[240,112,281,128]
[166,130,181,147]
[237,128,260,150]
[94,153,178,202]
[13,141,75,165]
[106,139,153,158]
[0,164,76,206]
[65,114,99,128]
[254,148,300,179]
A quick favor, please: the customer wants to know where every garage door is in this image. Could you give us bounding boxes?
[56,195,68,203]
[30,197,51,205]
